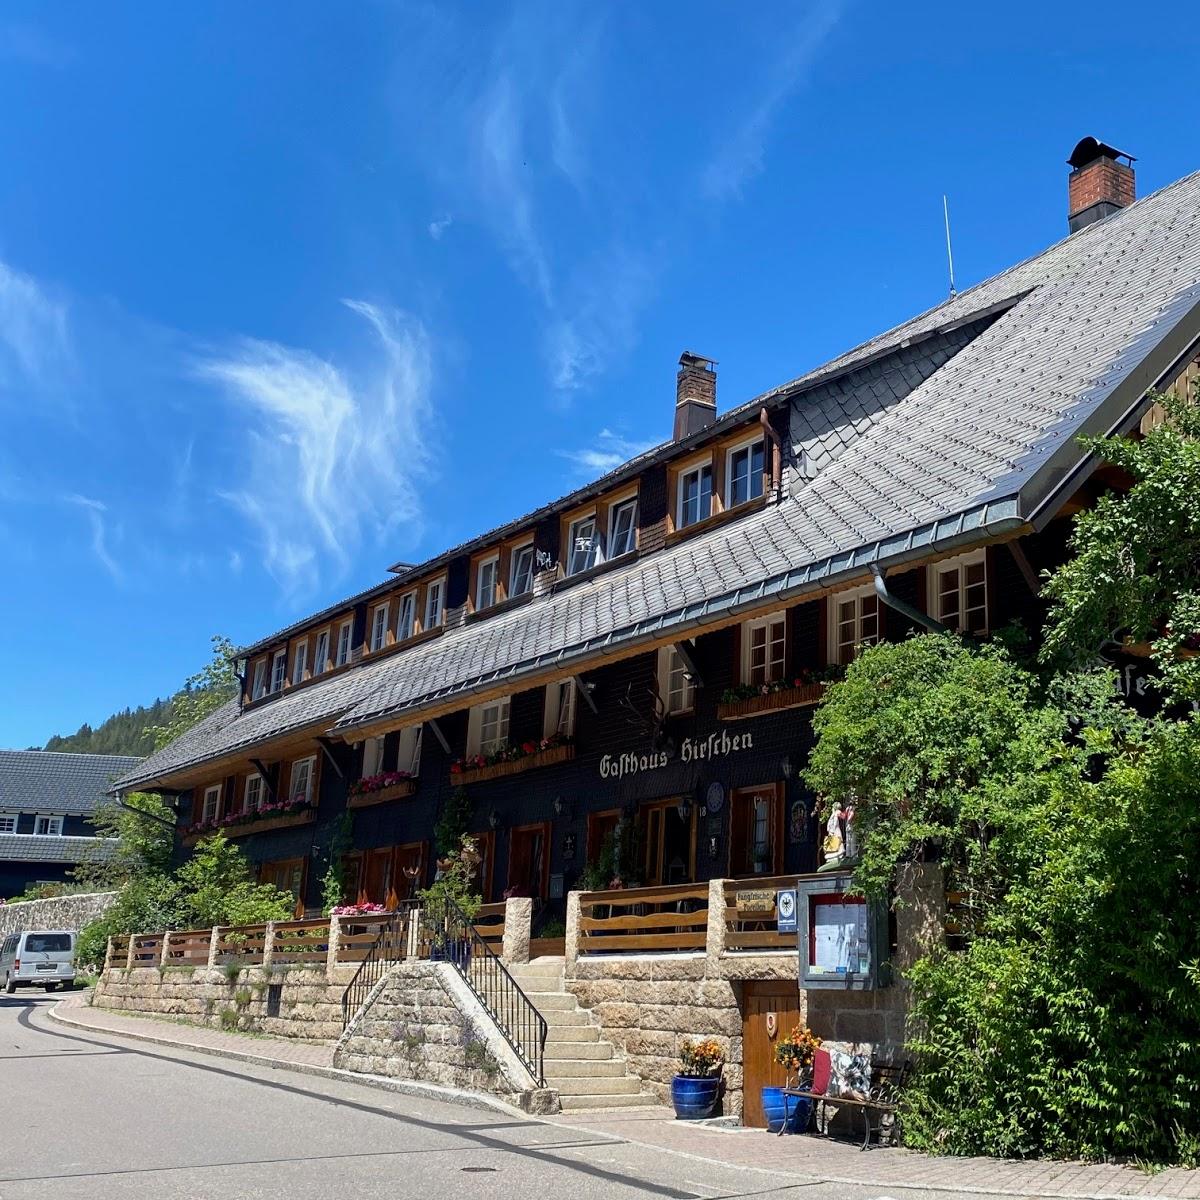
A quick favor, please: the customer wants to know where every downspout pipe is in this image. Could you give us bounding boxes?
[759,407,783,502]
[870,565,949,635]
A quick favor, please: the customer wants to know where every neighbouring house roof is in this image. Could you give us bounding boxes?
[0,833,118,864]
[0,751,143,816]
[115,168,1200,792]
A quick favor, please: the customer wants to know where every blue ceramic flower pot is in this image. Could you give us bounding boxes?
[671,1074,720,1119]
[761,1087,811,1133]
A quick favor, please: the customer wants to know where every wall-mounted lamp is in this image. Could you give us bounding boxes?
[553,795,565,817]
[488,809,501,830]
[780,753,798,781]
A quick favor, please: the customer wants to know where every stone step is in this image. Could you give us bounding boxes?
[543,1058,626,1079]
[552,1074,644,1097]
[508,971,565,989]
[545,1024,600,1043]
[541,1008,591,1027]
[543,1040,612,1060]
[558,1092,658,1112]
[521,991,577,1011]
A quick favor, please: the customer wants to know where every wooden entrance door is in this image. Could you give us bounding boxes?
[741,980,803,1129]
[639,799,697,885]
[393,842,426,902]
[507,822,551,899]
[361,847,393,905]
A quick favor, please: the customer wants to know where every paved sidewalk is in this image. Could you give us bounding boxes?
[54,995,1200,1200]
[550,1108,1200,1200]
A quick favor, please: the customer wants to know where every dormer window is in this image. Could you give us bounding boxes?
[335,619,353,667]
[370,601,390,652]
[677,463,713,529]
[510,544,535,598]
[727,438,766,508]
[34,814,64,836]
[476,555,499,611]
[313,629,330,675]
[608,497,637,558]
[567,514,600,575]
[250,659,267,700]
[291,640,308,686]
[270,649,287,694]
[397,591,416,641]
[424,578,445,628]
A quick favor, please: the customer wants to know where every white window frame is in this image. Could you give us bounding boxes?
[398,725,423,776]
[509,543,535,598]
[424,578,446,629]
[828,582,883,666]
[201,785,222,825]
[396,591,416,641]
[607,495,638,558]
[335,619,353,667]
[33,813,64,837]
[476,555,499,611]
[0,813,17,834]
[244,773,264,814]
[362,735,385,778]
[289,756,316,805]
[677,461,713,530]
[467,697,511,757]
[291,639,308,686]
[741,611,787,687]
[543,679,577,739]
[657,646,695,715]
[270,649,287,694]
[725,435,766,509]
[567,513,601,576]
[370,601,390,652]
[250,658,267,700]
[928,549,989,635]
[313,629,330,675]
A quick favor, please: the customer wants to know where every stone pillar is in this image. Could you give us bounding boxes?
[103,936,114,972]
[564,891,581,974]
[704,877,727,978]
[207,927,221,972]
[502,897,532,964]
[160,930,172,968]
[894,862,945,974]
[125,935,135,970]
[406,908,421,959]
[262,921,276,968]
[325,914,341,980]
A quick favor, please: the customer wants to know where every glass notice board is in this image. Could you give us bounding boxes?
[797,874,888,989]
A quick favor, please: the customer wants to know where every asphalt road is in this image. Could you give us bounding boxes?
[0,993,999,1200]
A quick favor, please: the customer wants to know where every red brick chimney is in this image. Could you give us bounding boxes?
[1068,137,1135,233]
[675,352,717,440]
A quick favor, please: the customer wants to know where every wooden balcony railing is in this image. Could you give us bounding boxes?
[577,883,710,955]
[214,923,269,965]
[269,918,330,964]
[163,928,212,966]
[473,902,506,949]
[723,875,800,951]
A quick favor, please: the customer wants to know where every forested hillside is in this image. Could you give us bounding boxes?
[41,699,174,756]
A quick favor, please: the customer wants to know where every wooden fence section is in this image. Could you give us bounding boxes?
[723,876,797,951]
[164,928,213,965]
[578,883,709,954]
[130,933,164,966]
[107,933,130,965]
[215,924,268,965]
[473,902,506,949]
[271,918,329,963]
[336,913,395,964]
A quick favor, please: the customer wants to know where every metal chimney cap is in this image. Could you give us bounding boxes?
[1068,137,1135,170]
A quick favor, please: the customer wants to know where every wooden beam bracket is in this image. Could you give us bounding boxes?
[249,758,277,803]
[427,719,451,755]
[572,675,599,714]
[316,737,345,780]
[673,640,704,689]
[1007,541,1043,597]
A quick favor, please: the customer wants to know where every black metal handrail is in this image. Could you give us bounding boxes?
[340,902,420,1030]
[427,897,547,1087]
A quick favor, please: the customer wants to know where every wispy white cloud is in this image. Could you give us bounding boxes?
[557,428,657,478]
[700,3,844,203]
[64,493,123,583]
[198,301,433,593]
[0,258,69,389]
[428,214,454,240]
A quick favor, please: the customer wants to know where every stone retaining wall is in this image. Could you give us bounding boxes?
[0,891,116,940]
[93,963,354,1041]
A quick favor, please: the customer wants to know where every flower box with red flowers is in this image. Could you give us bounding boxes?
[449,735,575,785]
[716,667,844,721]
[347,770,417,809]
[182,795,316,844]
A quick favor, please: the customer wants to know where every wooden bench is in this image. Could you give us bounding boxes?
[781,1049,910,1150]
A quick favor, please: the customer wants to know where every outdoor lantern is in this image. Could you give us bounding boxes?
[780,753,797,781]
[488,809,500,830]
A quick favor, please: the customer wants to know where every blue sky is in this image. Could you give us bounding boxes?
[1,1,1198,749]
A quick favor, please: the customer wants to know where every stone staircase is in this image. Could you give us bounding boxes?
[506,958,655,1112]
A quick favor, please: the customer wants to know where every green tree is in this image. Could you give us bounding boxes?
[1043,386,1200,705]
[146,634,240,751]
[72,791,176,889]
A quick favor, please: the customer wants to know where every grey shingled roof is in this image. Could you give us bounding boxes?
[0,751,142,815]
[0,834,117,863]
[115,168,1200,791]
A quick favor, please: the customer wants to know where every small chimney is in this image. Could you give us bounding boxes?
[674,352,717,440]
[1067,137,1135,233]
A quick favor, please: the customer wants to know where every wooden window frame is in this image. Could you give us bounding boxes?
[827,582,884,666]
[475,554,500,612]
[741,611,787,687]
[422,576,446,630]
[0,813,17,834]
[727,782,786,878]
[34,813,64,837]
[927,548,989,635]
[362,735,385,778]
[607,493,639,558]
[289,756,317,805]
[638,797,697,885]
[725,434,767,510]
[676,459,714,530]
[269,649,287,694]
[471,829,496,902]
[657,645,695,715]
[566,511,601,576]
[397,725,423,776]
[259,857,307,914]
[369,601,391,653]
[586,808,622,861]
[250,658,267,701]
[201,784,222,824]
[468,697,511,757]
[507,821,553,899]
[509,541,535,598]
[312,629,330,676]
[291,639,308,686]
[244,773,264,814]
[396,591,417,641]
[335,619,354,667]
[543,678,577,739]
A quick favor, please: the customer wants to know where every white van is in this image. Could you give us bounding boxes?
[0,930,76,993]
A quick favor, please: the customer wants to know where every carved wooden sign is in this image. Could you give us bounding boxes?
[736,888,775,913]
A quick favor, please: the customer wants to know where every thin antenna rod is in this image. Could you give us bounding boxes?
[943,194,958,299]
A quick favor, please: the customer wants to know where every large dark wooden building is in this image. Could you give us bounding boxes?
[117,140,1200,928]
